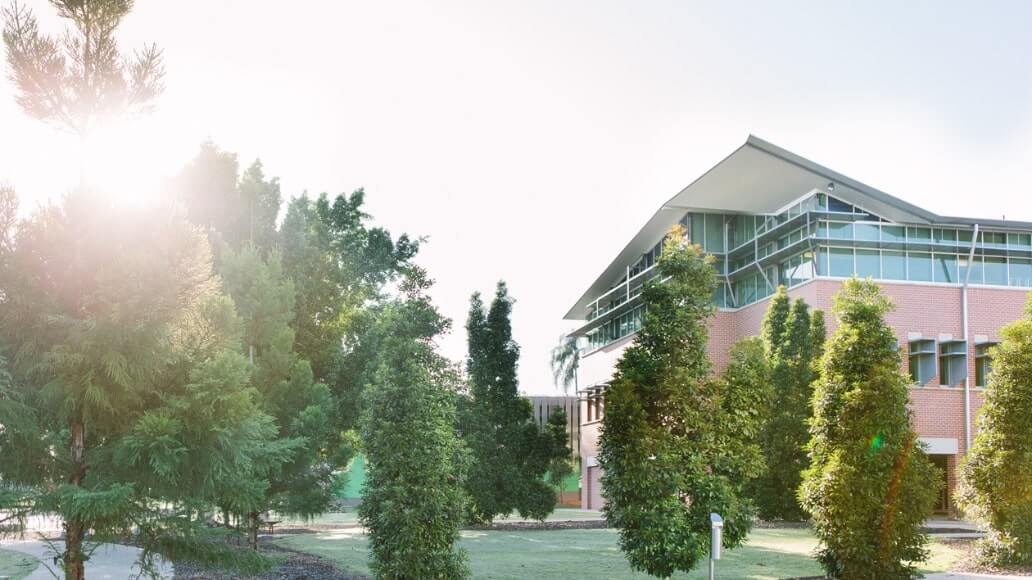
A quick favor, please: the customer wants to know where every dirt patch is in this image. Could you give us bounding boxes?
[172,537,364,580]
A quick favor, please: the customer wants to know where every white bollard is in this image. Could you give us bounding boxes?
[709,512,723,580]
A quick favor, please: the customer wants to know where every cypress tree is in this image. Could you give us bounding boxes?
[599,226,755,578]
[463,282,556,522]
[800,278,939,579]
[360,269,469,579]
[758,296,817,521]
[960,294,1032,566]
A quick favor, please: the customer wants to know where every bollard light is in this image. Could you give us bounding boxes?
[709,512,724,580]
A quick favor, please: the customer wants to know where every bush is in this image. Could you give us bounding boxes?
[960,293,1032,566]
[800,278,940,579]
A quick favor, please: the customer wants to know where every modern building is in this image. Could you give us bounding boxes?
[566,135,1032,512]
[529,395,582,459]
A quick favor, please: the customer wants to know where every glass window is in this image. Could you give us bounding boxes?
[829,222,853,240]
[935,254,958,284]
[882,225,905,242]
[958,229,973,243]
[982,232,1007,247]
[856,249,880,278]
[828,197,853,213]
[1009,233,1032,248]
[985,257,1008,285]
[967,256,984,284]
[907,252,933,282]
[816,193,828,209]
[854,223,880,241]
[830,248,854,277]
[935,229,957,244]
[690,214,705,246]
[816,247,829,276]
[909,339,936,385]
[883,250,906,280]
[1010,258,1032,287]
[907,227,932,242]
[704,215,725,252]
[939,341,967,387]
[975,343,995,387]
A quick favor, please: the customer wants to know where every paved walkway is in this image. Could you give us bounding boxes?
[1,540,172,579]
[926,573,1031,579]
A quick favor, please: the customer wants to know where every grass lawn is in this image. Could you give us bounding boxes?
[0,546,40,580]
[276,526,968,579]
[279,508,604,528]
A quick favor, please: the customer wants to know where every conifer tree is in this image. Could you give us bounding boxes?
[960,294,1032,566]
[599,226,755,578]
[0,196,272,579]
[219,244,339,550]
[800,278,939,579]
[757,293,819,521]
[360,268,469,579]
[463,282,556,522]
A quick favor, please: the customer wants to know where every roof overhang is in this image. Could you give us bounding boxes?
[563,134,1032,320]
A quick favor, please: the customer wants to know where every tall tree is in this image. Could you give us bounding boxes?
[809,308,827,363]
[360,268,469,579]
[236,160,281,252]
[219,244,339,550]
[599,226,755,578]
[550,334,581,393]
[165,141,241,245]
[800,278,939,579]
[544,408,575,501]
[0,195,271,579]
[960,294,1032,566]
[757,292,821,521]
[2,0,164,136]
[463,282,556,522]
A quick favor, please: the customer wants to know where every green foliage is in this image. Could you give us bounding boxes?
[359,269,469,579]
[598,226,756,578]
[756,288,822,521]
[0,194,276,576]
[960,293,1032,566]
[800,278,939,579]
[545,408,575,494]
[719,337,772,494]
[463,282,557,522]
[1,0,164,135]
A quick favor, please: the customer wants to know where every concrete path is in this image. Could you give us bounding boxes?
[1,540,172,579]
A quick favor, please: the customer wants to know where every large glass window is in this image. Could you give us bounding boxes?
[704,215,725,252]
[908,252,933,282]
[854,223,880,241]
[935,254,958,284]
[975,343,995,387]
[883,250,906,280]
[1010,258,1032,287]
[908,227,932,242]
[1009,233,1032,249]
[966,256,984,284]
[830,248,854,277]
[828,197,854,213]
[985,257,1008,285]
[856,249,880,278]
[828,221,853,240]
[690,214,705,247]
[882,225,905,242]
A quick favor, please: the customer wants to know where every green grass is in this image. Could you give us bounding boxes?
[0,547,40,580]
[279,508,604,528]
[277,527,969,579]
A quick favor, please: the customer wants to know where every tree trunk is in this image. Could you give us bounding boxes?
[248,511,259,552]
[65,418,87,580]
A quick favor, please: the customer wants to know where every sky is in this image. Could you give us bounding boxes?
[3,1,1032,395]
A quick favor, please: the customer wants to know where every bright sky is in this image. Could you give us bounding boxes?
[3,1,1032,395]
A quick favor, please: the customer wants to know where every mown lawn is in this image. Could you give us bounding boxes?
[279,508,605,528]
[276,526,967,579]
[0,546,40,580]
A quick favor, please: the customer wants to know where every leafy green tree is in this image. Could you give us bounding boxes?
[757,292,820,521]
[810,308,827,363]
[360,268,470,579]
[2,0,164,136]
[960,294,1032,566]
[800,278,939,579]
[165,141,241,246]
[237,160,281,253]
[599,227,755,578]
[219,244,340,550]
[463,282,556,522]
[719,337,772,503]
[550,334,582,393]
[545,408,575,500]
[0,195,272,579]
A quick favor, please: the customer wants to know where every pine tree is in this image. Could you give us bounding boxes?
[757,294,819,521]
[463,282,556,522]
[800,278,939,579]
[0,195,272,579]
[599,226,755,578]
[219,244,339,550]
[960,294,1032,566]
[360,268,469,579]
